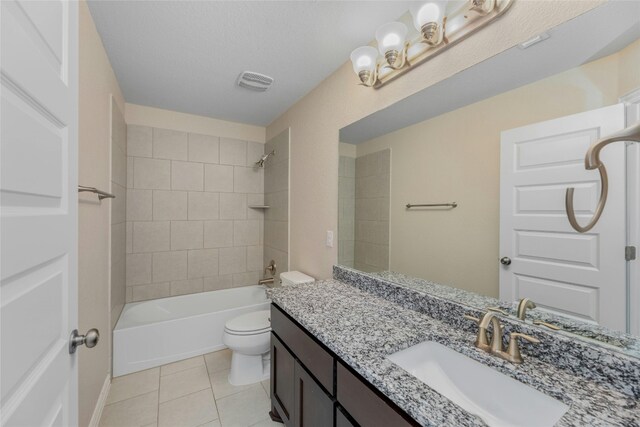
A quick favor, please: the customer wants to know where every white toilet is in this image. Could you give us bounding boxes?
[223,271,314,386]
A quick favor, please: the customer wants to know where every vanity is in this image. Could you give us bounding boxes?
[267,271,640,426]
[269,302,417,427]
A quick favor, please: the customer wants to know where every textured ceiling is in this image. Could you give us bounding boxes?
[87,0,416,126]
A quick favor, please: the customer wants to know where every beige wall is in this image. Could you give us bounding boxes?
[266,1,605,280]
[78,1,126,425]
[351,38,640,298]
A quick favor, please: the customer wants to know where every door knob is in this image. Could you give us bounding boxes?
[69,328,100,354]
[500,257,512,265]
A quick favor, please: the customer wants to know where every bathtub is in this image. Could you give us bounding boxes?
[113,285,270,377]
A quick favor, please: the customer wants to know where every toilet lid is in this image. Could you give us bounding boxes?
[225,310,271,335]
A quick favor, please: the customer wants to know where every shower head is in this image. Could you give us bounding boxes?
[255,150,275,168]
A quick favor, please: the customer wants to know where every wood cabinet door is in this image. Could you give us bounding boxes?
[294,361,334,427]
[272,333,295,427]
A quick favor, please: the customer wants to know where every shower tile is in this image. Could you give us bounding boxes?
[264,191,287,222]
[188,133,220,164]
[153,128,188,161]
[234,166,263,194]
[204,164,234,193]
[188,192,220,220]
[127,157,134,188]
[152,251,188,282]
[232,271,259,287]
[246,246,263,272]
[131,282,171,302]
[153,190,188,220]
[218,247,246,275]
[247,194,265,219]
[187,248,219,279]
[159,365,210,403]
[264,220,287,253]
[111,222,126,266]
[127,125,152,158]
[171,221,203,250]
[127,189,153,221]
[133,221,170,253]
[171,161,204,191]
[134,157,170,190]
[204,221,233,248]
[219,138,247,166]
[246,141,264,167]
[126,222,133,254]
[126,253,152,286]
[203,275,233,292]
[158,388,218,427]
[170,278,204,296]
[219,193,247,220]
[233,220,260,246]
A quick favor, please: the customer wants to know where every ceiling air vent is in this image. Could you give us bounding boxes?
[237,71,274,92]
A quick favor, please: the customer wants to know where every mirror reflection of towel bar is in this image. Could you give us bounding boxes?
[406,202,457,209]
[78,185,116,200]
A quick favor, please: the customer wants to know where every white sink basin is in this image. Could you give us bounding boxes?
[387,341,568,427]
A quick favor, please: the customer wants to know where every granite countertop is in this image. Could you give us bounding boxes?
[269,280,639,427]
[370,271,640,356]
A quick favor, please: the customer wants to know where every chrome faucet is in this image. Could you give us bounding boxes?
[465,311,540,364]
[516,298,536,320]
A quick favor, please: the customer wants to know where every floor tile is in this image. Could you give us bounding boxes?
[260,379,270,397]
[248,419,282,427]
[158,389,218,427]
[198,421,222,427]
[100,390,158,427]
[161,355,205,377]
[204,349,232,373]
[216,385,270,427]
[107,368,160,405]
[209,368,254,400]
[160,364,211,403]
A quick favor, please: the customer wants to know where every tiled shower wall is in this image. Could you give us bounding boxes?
[263,129,289,280]
[354,149,390,272]
[338,156,355,267]
[125,125,265,302]
[110,101,127,325]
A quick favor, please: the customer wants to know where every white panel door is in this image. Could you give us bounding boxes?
[1,1,79,426]
[500,104,626,331]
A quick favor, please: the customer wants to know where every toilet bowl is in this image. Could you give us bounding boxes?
[223,310,271,386]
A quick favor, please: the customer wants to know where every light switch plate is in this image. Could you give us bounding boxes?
[326,230,334,248]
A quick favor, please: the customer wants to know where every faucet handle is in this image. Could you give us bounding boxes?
[533,320,561,330]
[506,332,540,364]
[464,314,480,323]
[488,307,509,316]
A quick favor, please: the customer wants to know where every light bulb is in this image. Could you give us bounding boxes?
[375,22,408,56]
[350,46,378,74]
[410,1,448,46]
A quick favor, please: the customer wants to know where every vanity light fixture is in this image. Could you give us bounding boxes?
[350,0,513,88]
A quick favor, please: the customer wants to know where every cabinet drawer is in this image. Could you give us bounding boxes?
[271,304,334,394]
[337,363,417,427]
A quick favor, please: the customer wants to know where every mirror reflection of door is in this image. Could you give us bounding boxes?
[499,104,627,331]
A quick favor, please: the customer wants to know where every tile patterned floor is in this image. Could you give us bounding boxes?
[100,349,278,427]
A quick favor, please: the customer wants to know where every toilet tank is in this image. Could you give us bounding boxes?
[280,271,314,286]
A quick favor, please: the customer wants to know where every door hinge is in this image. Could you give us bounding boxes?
[626,246,637,261]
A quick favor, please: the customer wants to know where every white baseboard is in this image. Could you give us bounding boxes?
[88,374,111,427]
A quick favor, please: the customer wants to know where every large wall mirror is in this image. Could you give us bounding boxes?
[337,1,640,357]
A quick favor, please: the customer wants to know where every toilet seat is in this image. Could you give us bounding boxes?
[224,310,270,336]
